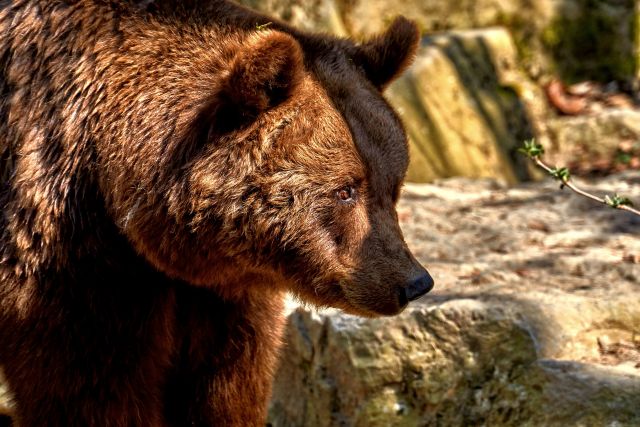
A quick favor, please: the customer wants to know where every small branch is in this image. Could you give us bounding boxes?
[519,139,640,217]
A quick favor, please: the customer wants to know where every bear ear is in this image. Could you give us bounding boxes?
[352,17,420,90]
[217,31,304,128]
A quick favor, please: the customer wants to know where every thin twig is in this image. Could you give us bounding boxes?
[533,157,640,216]
[519,139,640,217]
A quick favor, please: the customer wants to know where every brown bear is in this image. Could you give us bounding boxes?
[0,0,433,425]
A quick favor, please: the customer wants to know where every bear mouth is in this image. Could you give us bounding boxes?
[340,300,408,318]
[333,281,409,318]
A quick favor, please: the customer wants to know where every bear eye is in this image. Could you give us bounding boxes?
[336,186,356,203]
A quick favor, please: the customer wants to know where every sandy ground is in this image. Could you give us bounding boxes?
[398,173,640,368]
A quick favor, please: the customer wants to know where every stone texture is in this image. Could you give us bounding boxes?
[386,28,539,183]
[269,301,640,427]
[268,174,640,426]
[269,301,544,427]
[238,0,348,36]
[546,109,640,168]
[236,0,543,39]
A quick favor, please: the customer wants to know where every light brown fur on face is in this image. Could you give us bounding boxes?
[0,0,430,425]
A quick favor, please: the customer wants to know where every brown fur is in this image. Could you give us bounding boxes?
[0,1,428,425]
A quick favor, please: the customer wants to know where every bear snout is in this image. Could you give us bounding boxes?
[398,272,434,307]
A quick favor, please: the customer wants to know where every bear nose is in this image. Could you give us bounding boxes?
[404,272,434,302]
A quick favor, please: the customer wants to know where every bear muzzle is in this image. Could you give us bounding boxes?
[398,271,434,307]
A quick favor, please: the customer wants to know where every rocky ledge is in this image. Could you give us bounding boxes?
[269,173,640,427]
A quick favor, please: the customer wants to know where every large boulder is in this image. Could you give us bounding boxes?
[269,299,640,427]
[386,28,540,183]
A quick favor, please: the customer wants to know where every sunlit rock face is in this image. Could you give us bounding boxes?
[386,28,538,184]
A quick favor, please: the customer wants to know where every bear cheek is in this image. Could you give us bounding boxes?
[326,208,406,316]
[337,211,421,316]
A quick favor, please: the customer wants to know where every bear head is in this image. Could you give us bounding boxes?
[108,16,433,316]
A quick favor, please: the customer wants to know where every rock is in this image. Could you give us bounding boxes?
[237,0,540,40]
[269,298,640,426]
[268,174,640,426]
[539,360,640,425]
[386,28,538,183]
[269,300,544,427]
[238,0,348,36]
[546,109,640,172]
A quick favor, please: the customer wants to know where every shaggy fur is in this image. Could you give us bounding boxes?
[0,0,429,425]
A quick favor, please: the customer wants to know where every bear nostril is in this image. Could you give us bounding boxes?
[404,273,434,302]
[397,286,409,308]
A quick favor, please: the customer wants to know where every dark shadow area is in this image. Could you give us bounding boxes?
[545,0,636,84]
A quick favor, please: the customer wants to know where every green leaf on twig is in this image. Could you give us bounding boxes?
[605,194,634,208]
[550,167,571,183]
[518,139,545,158]
[519,138,640,217]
